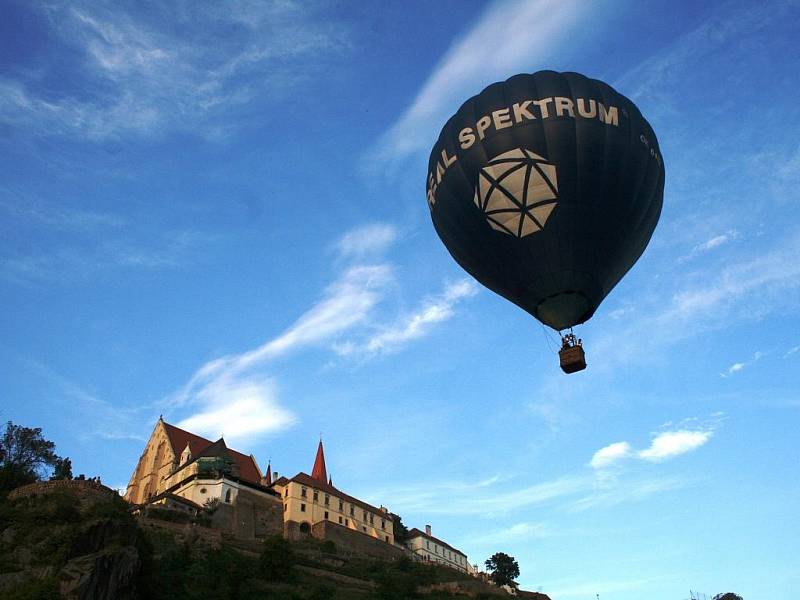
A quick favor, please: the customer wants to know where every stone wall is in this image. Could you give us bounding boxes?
[8,480,118,505]
[207,489,283,539]
[311,520,405,561]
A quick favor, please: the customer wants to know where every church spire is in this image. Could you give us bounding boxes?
[311,439,327,483]
[264,460,272,486]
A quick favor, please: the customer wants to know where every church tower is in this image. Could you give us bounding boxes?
[311,440,327,484]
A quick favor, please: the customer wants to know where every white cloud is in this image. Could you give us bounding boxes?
[720,351,763,378]
[172,263,393,439]
[177,378,297,442]
[590,232,800,370]
[0,2,348,140]
[334,279,478,357]
[784,345,800,358]
[589,442,632,469]
[638,430,712,462]
[335,223,398,258]
[371,0,592,164]
[467,522,552,546]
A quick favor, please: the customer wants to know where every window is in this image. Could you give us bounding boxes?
[225,489,232,503]
[313,490,318,501]
[338,516,343,524]
[362,526,366,532]
[369,514,374,524]
[324,494,330,506]
[349,506,354,516]
[345,519,349,526]
[338,500,343,511]
[283,504,287,512]
[300,503,306,512]
[385,536,389,542]
[200,488,207,494]
[426,541,430,549]
[363,510,367,521]
[381,520,385,530]
[324,511,329,519]
[301,487,307,498]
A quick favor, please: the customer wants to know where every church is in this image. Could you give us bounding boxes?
[124,418,399,553]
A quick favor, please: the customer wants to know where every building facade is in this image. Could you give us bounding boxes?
[406,525,469,573]
[272,441,396,545]
[124,417,268,505]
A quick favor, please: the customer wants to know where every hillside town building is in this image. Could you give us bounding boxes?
[406,525,470,573]
[125,418,470,572]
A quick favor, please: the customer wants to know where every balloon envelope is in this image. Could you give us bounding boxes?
[426,70,664,331]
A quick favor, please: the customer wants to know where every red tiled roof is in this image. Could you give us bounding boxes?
[162,421,262,485]
[286,472,390,519]
[407,527,465,557]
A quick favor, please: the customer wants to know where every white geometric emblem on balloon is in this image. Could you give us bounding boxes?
[473,148,558,238]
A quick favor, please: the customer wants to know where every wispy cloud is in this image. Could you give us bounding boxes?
[0,229,214,284]
[0,2,349,140]
[638,430,712,462]
[784,345,800,358]
[589,442,632,469]
[680,229,740,262]
[334,279,478,357]
[591,232,800,370]
[370,0,592,165]
[720,351,763,377]
[334,223,398,258]
[590,418,719,470]
[466,522,553,547]
[172,263,393,441]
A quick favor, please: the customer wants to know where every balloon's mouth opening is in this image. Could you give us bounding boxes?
[536,292,592,331]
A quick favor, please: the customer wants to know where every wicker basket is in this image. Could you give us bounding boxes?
[559,345,587,373]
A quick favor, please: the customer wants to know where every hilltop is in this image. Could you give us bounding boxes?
[0,480,550,600]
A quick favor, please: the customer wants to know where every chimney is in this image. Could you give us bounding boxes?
[425,524,432,536]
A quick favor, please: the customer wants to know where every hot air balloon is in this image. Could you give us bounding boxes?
[426,71,664,373]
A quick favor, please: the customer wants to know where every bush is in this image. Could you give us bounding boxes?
[145,507,192,524]
[259,534,296,581]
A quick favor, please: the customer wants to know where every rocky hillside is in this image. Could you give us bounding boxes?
[0,481,550,600]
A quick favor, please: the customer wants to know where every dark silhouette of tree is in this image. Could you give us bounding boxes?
[485,552,520,587]
[0,421,61,493]
[51,457,73,480]
[713,594,743,600]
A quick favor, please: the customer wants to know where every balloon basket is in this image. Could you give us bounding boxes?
[559,345,586,374]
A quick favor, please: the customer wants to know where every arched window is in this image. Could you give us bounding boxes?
[225,489,232,503]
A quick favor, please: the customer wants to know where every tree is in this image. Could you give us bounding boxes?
[51,457,73,480]
[485,552,520,587]
[713,594,743,600]
[0,421,61,493]
[392,513,410,544]
[259,534,295,581]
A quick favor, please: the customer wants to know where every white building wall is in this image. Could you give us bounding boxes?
[406,535,468,572]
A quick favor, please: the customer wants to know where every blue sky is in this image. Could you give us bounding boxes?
[1,0,799,598]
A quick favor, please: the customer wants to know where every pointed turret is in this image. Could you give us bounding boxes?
[264,461,272,486]
[311,440,327,483]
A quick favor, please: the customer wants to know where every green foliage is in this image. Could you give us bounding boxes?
[145,506,193,524]
[0,422,61,494]
[259,534,296,581]
[2,576,60,600]
[484,552,519,587]
[50,457,72,481]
